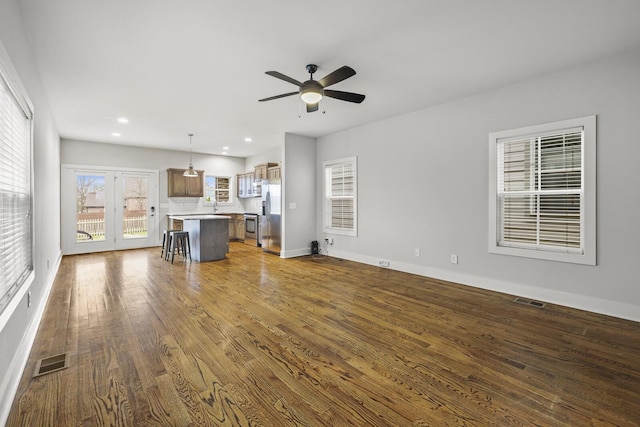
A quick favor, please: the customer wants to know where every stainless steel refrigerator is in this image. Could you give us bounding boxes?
[260,178,281,255]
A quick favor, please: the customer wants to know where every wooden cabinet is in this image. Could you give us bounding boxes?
[235,216,245,240]
[168,217,183,231]
[238,163,278,198]
[167,168,204,197]
[254,163,278,181]
[218,214,244,241]
[267,165,280,180]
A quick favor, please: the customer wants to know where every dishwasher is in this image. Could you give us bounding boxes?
[243,214,259,246]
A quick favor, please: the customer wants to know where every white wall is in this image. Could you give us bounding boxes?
[0,0,62,422]
[282,133,316,257]
[316,49,640,322]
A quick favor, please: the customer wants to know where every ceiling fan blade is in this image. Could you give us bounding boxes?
[324,90,366,103]
[319,66,356,88]
[265,71,302,87]
[306,103,319,113]
[258,92,298,102]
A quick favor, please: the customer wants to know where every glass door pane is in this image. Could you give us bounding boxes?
[121,175,149,239]
[114,171,158,250]
[76,174,106,242]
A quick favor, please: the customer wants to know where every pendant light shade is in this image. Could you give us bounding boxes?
[183,133,198,177]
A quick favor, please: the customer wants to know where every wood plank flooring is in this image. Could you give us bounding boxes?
[6,242,640,426]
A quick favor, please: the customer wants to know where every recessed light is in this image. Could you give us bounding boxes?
[244,137,252,142]
[117,117,129,124]
[223,146,229,150]
[112,132,121,137]
[222,151,228,155]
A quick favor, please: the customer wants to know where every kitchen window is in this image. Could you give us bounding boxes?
[323,157,357,236]
[488,116,596,265]
[0,53,34,328]
[204,175,231,205]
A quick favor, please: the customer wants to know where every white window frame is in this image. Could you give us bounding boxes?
[323,156,357,237]
[0,48,35,331]
[489,116,596,265]
[204,175,232,206]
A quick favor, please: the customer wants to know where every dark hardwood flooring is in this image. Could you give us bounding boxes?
[6,242,640,426]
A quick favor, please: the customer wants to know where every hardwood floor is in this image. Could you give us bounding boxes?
[6,243,640,426]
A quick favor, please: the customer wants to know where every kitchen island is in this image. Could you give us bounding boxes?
[168,215,230,261]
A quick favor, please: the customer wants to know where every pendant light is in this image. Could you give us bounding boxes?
[183,133,198,177]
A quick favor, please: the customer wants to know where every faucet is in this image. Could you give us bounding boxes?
[212,199,218,213]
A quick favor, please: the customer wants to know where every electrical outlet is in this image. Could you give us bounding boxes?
[450,254,458,264]
[414,248,420,256]
[379,260,390,268]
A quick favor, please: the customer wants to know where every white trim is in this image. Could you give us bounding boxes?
[281,247,311,258]
[488,116,596,265]
[322,156,358,237]
[327,249,640,323]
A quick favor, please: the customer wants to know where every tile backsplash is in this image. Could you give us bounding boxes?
[161,196,261,217]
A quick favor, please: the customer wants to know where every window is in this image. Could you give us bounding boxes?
[323,157,357,236]
[204,175,231,205]
[0,55,34,325]
[489,116,596,265]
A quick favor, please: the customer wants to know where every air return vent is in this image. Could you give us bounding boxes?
[33,353,69,377]
[513,297,546,309]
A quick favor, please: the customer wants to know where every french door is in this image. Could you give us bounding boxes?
[61,165,159,255]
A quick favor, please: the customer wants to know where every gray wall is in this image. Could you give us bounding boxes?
[282,133,316,257]
[0,0,62,421]
[316,49,640,321]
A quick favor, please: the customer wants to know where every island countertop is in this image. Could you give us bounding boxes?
[169,214,231,220]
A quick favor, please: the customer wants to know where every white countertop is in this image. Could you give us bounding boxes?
[169,215,231,220]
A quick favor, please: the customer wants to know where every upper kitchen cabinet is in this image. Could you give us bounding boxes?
[254,163,278,181]
[167,168,204,197]
[237,172,254,198]
[267,165,280,180]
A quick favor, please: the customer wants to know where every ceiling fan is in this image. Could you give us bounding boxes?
[258,64,365,113]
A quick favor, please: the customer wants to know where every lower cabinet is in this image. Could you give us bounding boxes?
[219,214,245,241]
[235,216,245,240]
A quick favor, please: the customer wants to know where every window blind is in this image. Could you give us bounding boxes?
[497,129,583,253]
[0,68,33,317]
[324,157,357,236]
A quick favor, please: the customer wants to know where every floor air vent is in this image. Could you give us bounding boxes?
[513,297,546,309]
[33,353,69,377]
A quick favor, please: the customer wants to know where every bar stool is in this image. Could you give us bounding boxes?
[161,229,179,258]
[167,231,191,263]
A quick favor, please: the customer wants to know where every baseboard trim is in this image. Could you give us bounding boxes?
[0,251,62,426]
[329,249,640,323]
[281,247,311,259]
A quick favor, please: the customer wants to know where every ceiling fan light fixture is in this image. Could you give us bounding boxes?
[299,80,323,104]
[300,89,322,104]
[183,133,199,177]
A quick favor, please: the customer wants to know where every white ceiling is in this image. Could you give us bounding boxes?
[17,0,640,158]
